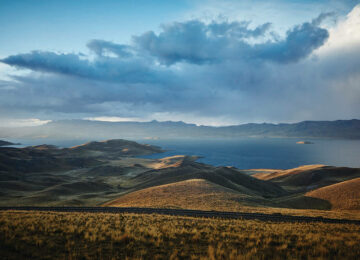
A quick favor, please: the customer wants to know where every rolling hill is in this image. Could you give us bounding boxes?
[0,139,164,206]
[129,160,287,198]
[0,140,16,146]
[253,165,360,193]
[252,165,360,210]
[104,179,261,210]
[252,165,326,181]
[0,138,359,214]
[306,178,360,210]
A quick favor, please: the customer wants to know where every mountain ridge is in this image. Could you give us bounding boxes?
[1,119,360,139]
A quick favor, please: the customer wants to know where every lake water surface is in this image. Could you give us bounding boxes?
[4,137,360,169]
[138,138,360,169]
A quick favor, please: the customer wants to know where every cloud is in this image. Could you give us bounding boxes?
[1,51,165,84]
[2,14,329,75]
[255,18,329,63]
[87,40,133,58]
[133,20,273,65]
[134,15,328,65]
[2,51,87,75]
[0,118,51,127]
[85,116,146,122]
[0,6,359,125]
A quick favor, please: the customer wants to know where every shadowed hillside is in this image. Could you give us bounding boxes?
[0,140,16,146]
[0,139,163,206]
[68,139,163,157]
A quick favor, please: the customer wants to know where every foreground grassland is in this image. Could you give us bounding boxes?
[1,211,360,259]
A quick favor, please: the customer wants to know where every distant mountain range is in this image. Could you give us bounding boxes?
[1,119,360,139]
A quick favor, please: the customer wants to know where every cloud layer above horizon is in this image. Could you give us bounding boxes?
[1,3,360,125]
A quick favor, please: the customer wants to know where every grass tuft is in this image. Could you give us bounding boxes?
[0,210,360,259]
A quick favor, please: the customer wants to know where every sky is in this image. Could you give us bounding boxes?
[0,0,359,126]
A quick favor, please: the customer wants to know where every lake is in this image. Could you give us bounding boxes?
[138,138,360,169]
[4,137,360,169]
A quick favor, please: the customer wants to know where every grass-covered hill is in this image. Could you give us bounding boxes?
[305,177,360,210]
[0,139,359,214]
[0,140,16,146]
[103,178,268,210]
[253,165,360,210]
[254,165,360,190]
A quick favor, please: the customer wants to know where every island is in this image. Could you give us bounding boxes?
[296,141,314,144]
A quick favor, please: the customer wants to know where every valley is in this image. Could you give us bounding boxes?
[1,139,359,217]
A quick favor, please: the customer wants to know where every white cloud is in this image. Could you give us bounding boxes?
[84,116,146,122]
[0,118,51,127]
[316,4,360,54]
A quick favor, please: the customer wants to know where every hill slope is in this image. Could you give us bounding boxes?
[130,160,287,198]
[68,139,163,157]
[306,178,360,210]
[253,165,326,181]
[0,140,16,147]
[0,139,164,206]
[104,179,265,210]
[254,165,360,193]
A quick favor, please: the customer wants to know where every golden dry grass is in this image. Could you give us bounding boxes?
[1,210,360,259]
[306,177,360,210]
[147,155,188,169]
[103,178,360,220]
[240,168,278,176]
[253,165,326,181]
[105,155,191,170]
[103,178,255,209]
